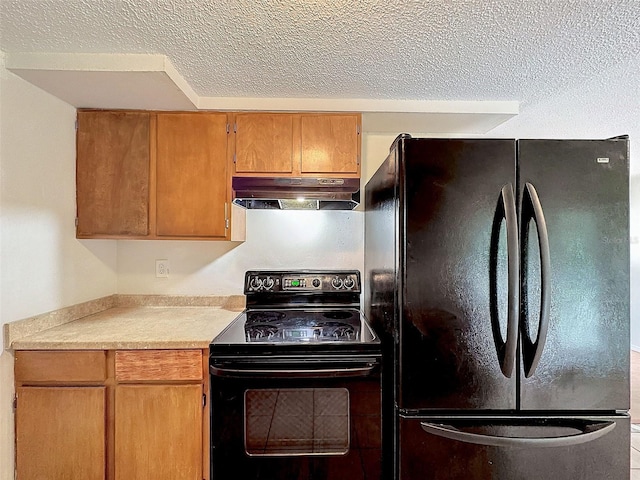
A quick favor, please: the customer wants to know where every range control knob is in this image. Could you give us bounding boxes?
[343,276,355,289]
[331,276,344,289]
[263,276,275,290]
[249,277,263,291]
[312,278,321,288]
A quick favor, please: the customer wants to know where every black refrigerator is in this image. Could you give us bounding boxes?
[364,135,630,479]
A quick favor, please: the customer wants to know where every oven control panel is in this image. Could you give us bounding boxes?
[245,271,360,293]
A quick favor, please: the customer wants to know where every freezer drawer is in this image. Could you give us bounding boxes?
[399,414,629,480]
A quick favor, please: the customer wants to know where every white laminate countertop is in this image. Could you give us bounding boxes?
[7,296,245,351]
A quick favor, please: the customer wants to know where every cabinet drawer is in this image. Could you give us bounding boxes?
[15,350,107,383]
[115,350,203,381]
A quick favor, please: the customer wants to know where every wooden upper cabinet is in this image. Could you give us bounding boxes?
[76,110,241,241]
[232,112,361,178]
[76,109,362,241]
[76,111,150,237]
[156,112,229,239]
[234,113,294,173]
[300,114,360,174]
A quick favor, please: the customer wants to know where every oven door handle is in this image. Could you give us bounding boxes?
[210,363,377,378]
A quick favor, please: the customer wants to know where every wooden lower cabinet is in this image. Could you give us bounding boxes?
[114,384,203,480]
[16,386,107,480]
[15,350,208,480]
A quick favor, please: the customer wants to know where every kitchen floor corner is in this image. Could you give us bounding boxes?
[630,350,640,479]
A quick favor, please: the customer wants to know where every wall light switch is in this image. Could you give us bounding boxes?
[155,259,169,278]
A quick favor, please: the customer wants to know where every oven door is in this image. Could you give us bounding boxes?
[210,355,381,480]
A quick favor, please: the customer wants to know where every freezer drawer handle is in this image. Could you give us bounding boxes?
[521,182,551,378]
[420,420,615,448]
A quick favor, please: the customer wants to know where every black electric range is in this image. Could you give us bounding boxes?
[209,271,382,480]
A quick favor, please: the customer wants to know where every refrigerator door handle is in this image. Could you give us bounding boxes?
[490,184,520,378]
[522,182,551,378]
[420,420,615,448]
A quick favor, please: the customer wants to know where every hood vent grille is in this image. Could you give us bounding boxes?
[232,177,360,210]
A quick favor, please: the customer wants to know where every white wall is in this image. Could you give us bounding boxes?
[116,210,365,294]
[0,55,118,480]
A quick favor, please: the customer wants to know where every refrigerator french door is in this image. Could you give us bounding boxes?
[364,135,630,480]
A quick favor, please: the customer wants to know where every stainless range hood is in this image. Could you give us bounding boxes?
[232,176,360,210]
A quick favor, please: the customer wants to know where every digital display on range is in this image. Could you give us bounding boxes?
[284,277,307,289]
[287,330,306,338]
[281,276,327,290]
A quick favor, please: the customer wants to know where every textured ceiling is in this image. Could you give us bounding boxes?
[1,0,639,108]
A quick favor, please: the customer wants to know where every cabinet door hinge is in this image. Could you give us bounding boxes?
[13,393,17,410]
[75,217,79,227]
[225,218,230,229]
[202,393,207,407]
[226,123,230,134]
[233,153,237,164]
[356,124,361,135]
[233,122,237,133]
[75,118,78,131]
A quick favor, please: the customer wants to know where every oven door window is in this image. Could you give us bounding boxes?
[245,388,350,456]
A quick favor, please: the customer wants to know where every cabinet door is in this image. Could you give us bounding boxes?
[300,114,360,174]
[16,386,106,480]
[234,113,294,173]
[115,384,203,480]
[76,111,150,236]
[156,113,228,238]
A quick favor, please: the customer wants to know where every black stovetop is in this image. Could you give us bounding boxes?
[245,308,362,342]
[210,270,380,355]
[212,307,378,345]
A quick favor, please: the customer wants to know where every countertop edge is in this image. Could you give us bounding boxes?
[6,294,245,351]
[11,340,213,350]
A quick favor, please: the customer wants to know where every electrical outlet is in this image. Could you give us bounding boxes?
[155,259,169,278]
